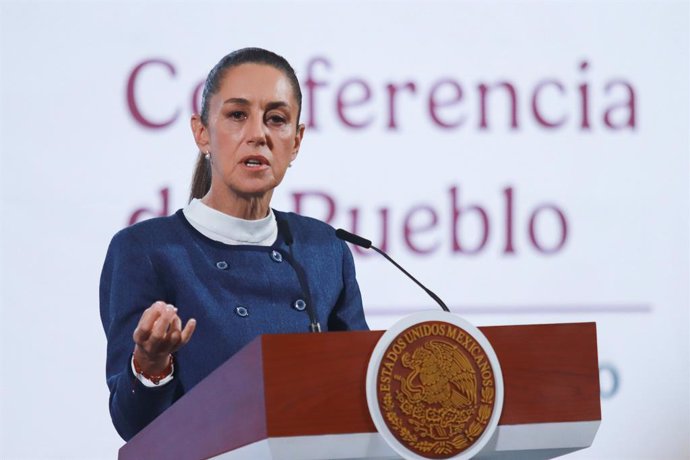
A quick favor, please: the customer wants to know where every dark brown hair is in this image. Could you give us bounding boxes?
[189,48,303,202]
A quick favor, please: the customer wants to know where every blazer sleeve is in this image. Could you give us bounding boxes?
[99,229,182,441]
[327,239,369,331]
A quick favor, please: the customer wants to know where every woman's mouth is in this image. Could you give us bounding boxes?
[242,156,269,168]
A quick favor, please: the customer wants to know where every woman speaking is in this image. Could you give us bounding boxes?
[100,48,369,441]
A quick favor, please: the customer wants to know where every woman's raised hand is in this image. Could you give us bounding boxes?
[132,301,197,374]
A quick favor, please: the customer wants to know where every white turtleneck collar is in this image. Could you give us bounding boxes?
[183,198,278,246]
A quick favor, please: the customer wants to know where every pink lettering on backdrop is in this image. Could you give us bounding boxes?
[128,187,170,225]
[579,60,591,130]
[404,205,440,254]
[450,185,490,254]
[126,59,180,129]
[528,205,568,254]
[503,187,516,254]
[292,191,336,223]
[429,79,466,129]
[386,81,417,129]
[125,57,637,132]
[127,185,568,256]
[478,81,519,130]
[121,55,619,258]
[337,78,374,129]
[603,80,636,130]
[304,57,330,129]
[286,185,568,256]
[532,80,567,128]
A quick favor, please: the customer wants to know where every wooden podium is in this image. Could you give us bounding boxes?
[119,322,600,459]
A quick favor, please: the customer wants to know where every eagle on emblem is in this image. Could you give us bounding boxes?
[400,340,477,408]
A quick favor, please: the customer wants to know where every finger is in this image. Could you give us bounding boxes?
[164,315,182,346]
[133,301,167,343]
[169,317,195,353]
[150,304,177,341]
[134,301,169,342]
[172,315,182,333]
[180,318,197,346]
[168,328,182,350]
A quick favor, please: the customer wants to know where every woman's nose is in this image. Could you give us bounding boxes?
[246,114,267,147]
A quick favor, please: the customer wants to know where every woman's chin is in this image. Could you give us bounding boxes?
[232,182,277,200]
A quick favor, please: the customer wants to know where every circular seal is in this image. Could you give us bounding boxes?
[366,312,503,460]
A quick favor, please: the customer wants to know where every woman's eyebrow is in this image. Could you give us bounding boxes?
[222,97,250,105]
[265,101,290,111]
[222,99,290,111]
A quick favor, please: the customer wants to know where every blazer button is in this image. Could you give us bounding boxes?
[235,306,249,317]
[293,299,307,311]
[216,261,229,270]
[270,250,283,263]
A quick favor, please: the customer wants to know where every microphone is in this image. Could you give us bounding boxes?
[277,218,322,332]
[335,228,450,313]
[278,217,294,245]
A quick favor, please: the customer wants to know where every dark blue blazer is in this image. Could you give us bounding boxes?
[100,210,368,440]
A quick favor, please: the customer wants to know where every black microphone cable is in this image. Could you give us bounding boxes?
[278,218,322,332]
[335,228,450,313]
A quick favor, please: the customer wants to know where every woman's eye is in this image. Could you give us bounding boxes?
[228,111,246,120]
[267,115,287,125]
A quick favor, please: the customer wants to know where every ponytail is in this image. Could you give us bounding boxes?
[189,152,211,202]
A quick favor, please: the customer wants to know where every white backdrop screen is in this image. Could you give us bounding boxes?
[0,1,688,458]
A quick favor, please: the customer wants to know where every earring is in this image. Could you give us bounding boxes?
[288,162,293,168]
[204,151,210,161]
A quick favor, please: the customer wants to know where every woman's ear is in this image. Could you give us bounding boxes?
[291,123,305,162]
[191,114,210,153]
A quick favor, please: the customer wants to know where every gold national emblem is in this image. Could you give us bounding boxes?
[376,321,497,458]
